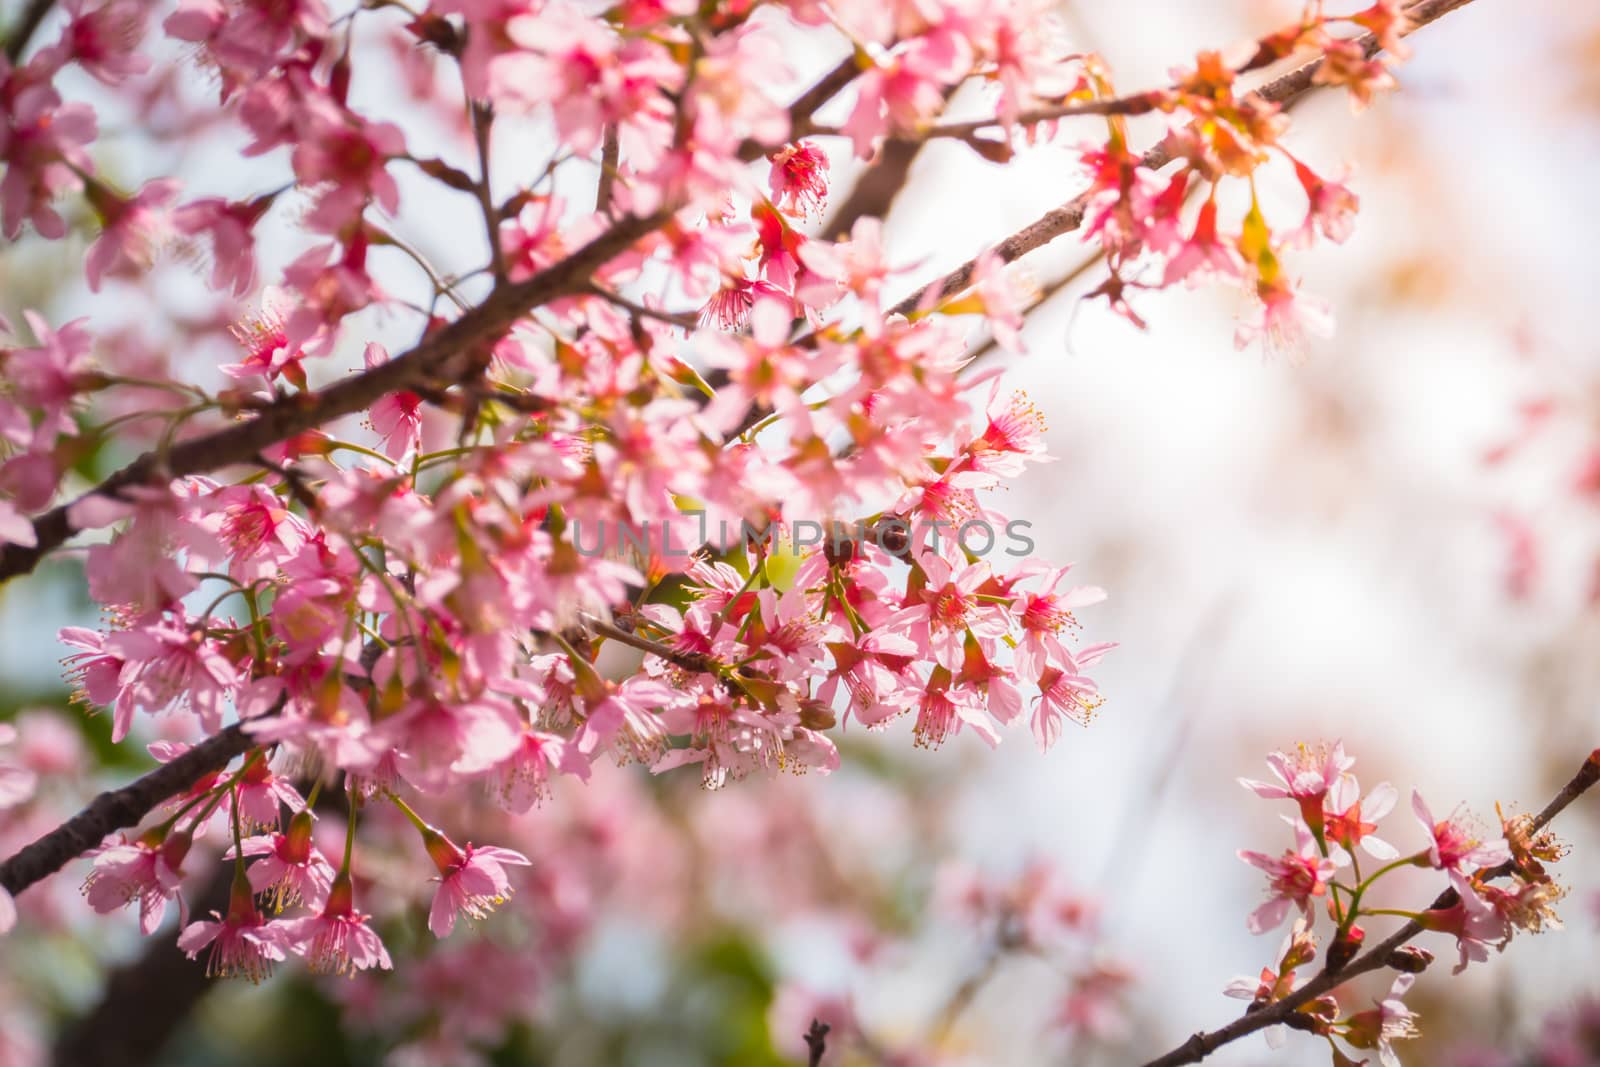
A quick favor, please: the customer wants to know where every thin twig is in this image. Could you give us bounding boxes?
[582,614,722,676]
[470,100,508,285]
[585,284,700,330]
[810,91,1167,147]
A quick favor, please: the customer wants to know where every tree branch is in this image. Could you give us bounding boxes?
[819,84,959,241]
[0,210,666,587]
[2,0,55,63]
[884,0,1480,320]
[1137,748,1600,1067]
[596,123,620,216]
[0,722,256,897]
[470,100,508,285]
[811,91,1167,148]
[0,49,877,589]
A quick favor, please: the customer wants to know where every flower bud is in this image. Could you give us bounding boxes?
[1386,945,1435,974]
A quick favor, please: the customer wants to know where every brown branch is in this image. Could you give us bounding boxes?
[50,780,350,1063]
[597,123,620,216]
[811,91,1167,147]
[782,56,864,148]
[0,723,256,897]
[820,83,963,241]
[0,210,667,587]
[0,48,875,588]
[1137,748,1600,1067]
[883,0,1479,320]
[823,136,923,242]
[2,0,55,62]
[737,55,863,163]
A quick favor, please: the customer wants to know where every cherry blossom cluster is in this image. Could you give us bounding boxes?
[0,0,1441,983]
[1029,6,1401,349]
[1232,742,1570,1066]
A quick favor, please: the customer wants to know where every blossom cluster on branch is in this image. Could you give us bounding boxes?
[1231,742,1571,1067]
[0,0,1544,1056]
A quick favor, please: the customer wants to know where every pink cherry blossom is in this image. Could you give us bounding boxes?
[0,499,36,549]
[894,551,1009,673]
[173,195,266,296]
[281,906,392,977]
[1234,274,1334,352]
[8,310,95,436]
[0,72,97,240]
[838,42,962,159]
[1163,195,1242,286]
[105,611,241,738]
[83,177,181,291]
[178,879,291,982]
[424,833,532,938]
[1032,663,1104,751]
[1054,961,1134,1040]
[572,674,679,758]
[223,287,306,385]
[962,386,1051,480]
[235,814,335,912]
[280,875,392,976]
[1323,777,1400,860]
[0,723,38,810]
[1415,888,1508,975]
[49,0,153,85]
[767,141,829,217]
[380,696,523,793]
[818,630,917,729]
[499,4,680,155]
[363,343,424,459]
[1238,821,1347,934]
[289,98,405,229]
[205,482,309,582]
[1411,790,1512,877]
[910,675,987,751]
[230,760,305,832]
[1340,973,1421,1067]
[797,217,893,329]
[81,831,192,935]
[495,729,591,813]
[1287,157,1359,247]
[1240,741,1357,838]
[1010,565,1105,683]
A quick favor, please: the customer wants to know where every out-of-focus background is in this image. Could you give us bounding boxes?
[2,0,1598,1064]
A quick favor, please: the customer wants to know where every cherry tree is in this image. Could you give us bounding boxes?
[0,0,1594,1061]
